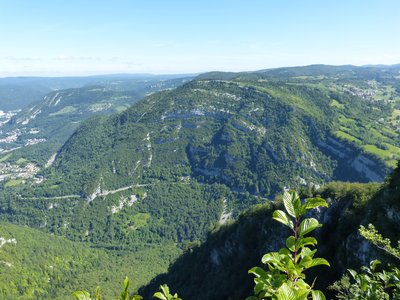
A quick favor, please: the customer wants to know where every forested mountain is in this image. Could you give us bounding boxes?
[51,64,400,190]
[0,76,191,186]
[0,65,399,299]
[140,163,400,299]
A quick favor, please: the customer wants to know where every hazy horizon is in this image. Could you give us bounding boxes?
[1,62,400,79]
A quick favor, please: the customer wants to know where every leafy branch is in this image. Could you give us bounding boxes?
[359,224,400,261]
[331,225,400,299]
[247,191,329,300]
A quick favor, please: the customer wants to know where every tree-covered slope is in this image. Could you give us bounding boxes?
[0,77,191,196]
[0,76,191,166]
[140,163,400,300]
[0,222,180,300]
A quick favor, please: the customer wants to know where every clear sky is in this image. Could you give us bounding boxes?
[0,0,399,76]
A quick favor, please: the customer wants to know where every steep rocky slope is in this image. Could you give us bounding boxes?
[140,164,400,300]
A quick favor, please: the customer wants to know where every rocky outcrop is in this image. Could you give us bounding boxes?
[317,135,385,182]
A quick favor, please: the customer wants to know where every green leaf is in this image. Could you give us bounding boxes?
[154,285,181,300]
[292,193,302,218]
[123,276,130,290]
[94,287,101,300]
[295,278,311,290]
[296,237,317,249]
[298,218,321,237]
[311,290,326,300]
[308,258,330,268]
[254,282,267,295]
[299,247,316,259]
[286,236,296,252]
[120,276,130,300]
[304,198,328,210]
[273,210,294,229]
[278,248,291,255]
[299,254,313,268]
[300,254,328,269]
[71,291,91,300]
[160,285,170,296]
[276,282,309,300]
[248,266,269,278]
[276,282,296,300]
[370,259,381,271]
[283,191,297,217]
[262,252,282,265]
[348,269,358,280]
[153,292,168,300]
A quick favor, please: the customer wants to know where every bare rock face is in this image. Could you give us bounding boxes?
[317,136,386,182]
[350,154,383,181]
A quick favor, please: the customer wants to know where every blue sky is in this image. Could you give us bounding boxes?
[0,0,399,76]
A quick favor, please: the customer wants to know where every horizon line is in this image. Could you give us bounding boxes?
[0,62,399,79]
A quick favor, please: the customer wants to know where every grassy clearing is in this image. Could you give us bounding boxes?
[330,99,344,109]
[369,128,389,142]
[16,158,28,165]
[110,96,130,100]
[5,179,24,187]
[334,130,361,144]
[49,106,77,116]
[362,144,400,168]
[0,153,12,163]
[381,126,398,138]
[383,143,400,154]
[339,126,351,133]
[249,84,321,117]
[363,144,390,159]
[128,213,151,230]
[338,115,356,125]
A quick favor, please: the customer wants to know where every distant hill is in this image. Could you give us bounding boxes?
[0,74,194,111]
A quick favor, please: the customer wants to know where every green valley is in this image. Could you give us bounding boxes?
[0,65,399,299]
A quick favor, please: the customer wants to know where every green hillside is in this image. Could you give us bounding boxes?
[0,76,191,187]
